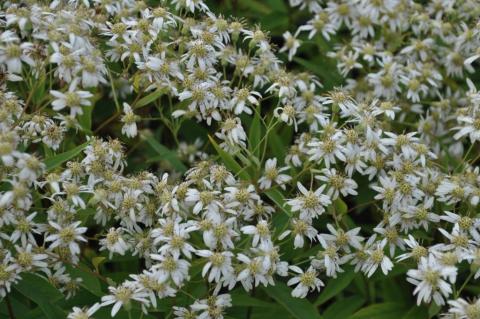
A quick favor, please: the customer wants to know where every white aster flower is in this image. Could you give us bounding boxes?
[50,79,93,117]
[120,103,139,138]
[407,254,457,305]
[287,266,324,298]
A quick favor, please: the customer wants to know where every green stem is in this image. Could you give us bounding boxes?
[455,142,475,172]
[5,294,15,319]
[246,286,255,319]
[259,118,280,164]
[455,272,473,298]
[107,67,122,113]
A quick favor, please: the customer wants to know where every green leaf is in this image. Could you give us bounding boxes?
[68,264,104,297]
[15,273,63,302]
[22,307,47,319]
[248,107,262,159]
[262,282,323,319]
[238,0,272,14]
[334,198,348,215]
[94,307,157,319]
[135,87,166,108]
[31,73,47,106]
[323,296,365,319]
[14,273,65,319]
[348,303,407,319]
[92,257,106,273]
[265,188,290,217]
[268,130,287,161]
[265,0,287,12]
[371,263,409,281]
[78,104,94,133]
[208,135,250,180]
[315,269,356,305]
[402,306,428,319]
[0,294,31,318]
[142,133,187,173]
[293,56,341,90]
[250,307,293,319]
[265,188,292,236]
[230,291,276,308]
[379,279,410,304]
[77,207,96,224]
[44,141,89,171]
[428,302,441,318]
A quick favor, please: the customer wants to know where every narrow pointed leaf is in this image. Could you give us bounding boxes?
[44,141,89,171]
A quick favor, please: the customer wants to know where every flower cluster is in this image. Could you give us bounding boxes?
[1,0,480,318]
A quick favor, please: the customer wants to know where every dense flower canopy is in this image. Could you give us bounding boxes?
[1,0,480,318]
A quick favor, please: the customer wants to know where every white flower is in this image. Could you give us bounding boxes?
[67,303,100,319]
[316,168,358,199]
[314,238,346,278]
[279,218,318,249]
[196,250,234,283]
[100,282,150,317]
[374,224,405,257]
[453,115,480,143]
[441,211,480,239]
[0,252,20,297]
[297,12,337,40]
[14,243,48,271]
[287,182,331,220]
[172,0,209,12]
[150,254,190,286]
[407,254,457,306]
[308,133,346,168]
[436,179,468,205]
[363,239,393,277]
[16,154,44,183]
[337,50,362,76]
[381,132,419,158]
[191,294,232,319]
[49,36,82,83]
[446,298,480,319]
[319,224,363,251]
[224,184,259,209]
[143,53,183,82]
[243,27,271,52]
[436,224,475,255]
[45,221,87,257]
[343,144,367,176]
[78,54,107,88]
[371,175,398,209]
[182,39,217,70]
[186,183,222,216]
[397,235,429,262]
[154,222,196,259]
[258,158,291,190]
[236,254,270,291]
[173,306,196,319]
[287,266,324,298]
[230,87,260,115]
[274,104,298,130]
[241,220,271,247]
[279,31,300,61]
[0,39,35,74]
[100,228,130,258]
[215,117,247,150]
[10,212,40,246]
[205,217,238,250]
[121,103,139,138]
[50,79,93,117]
